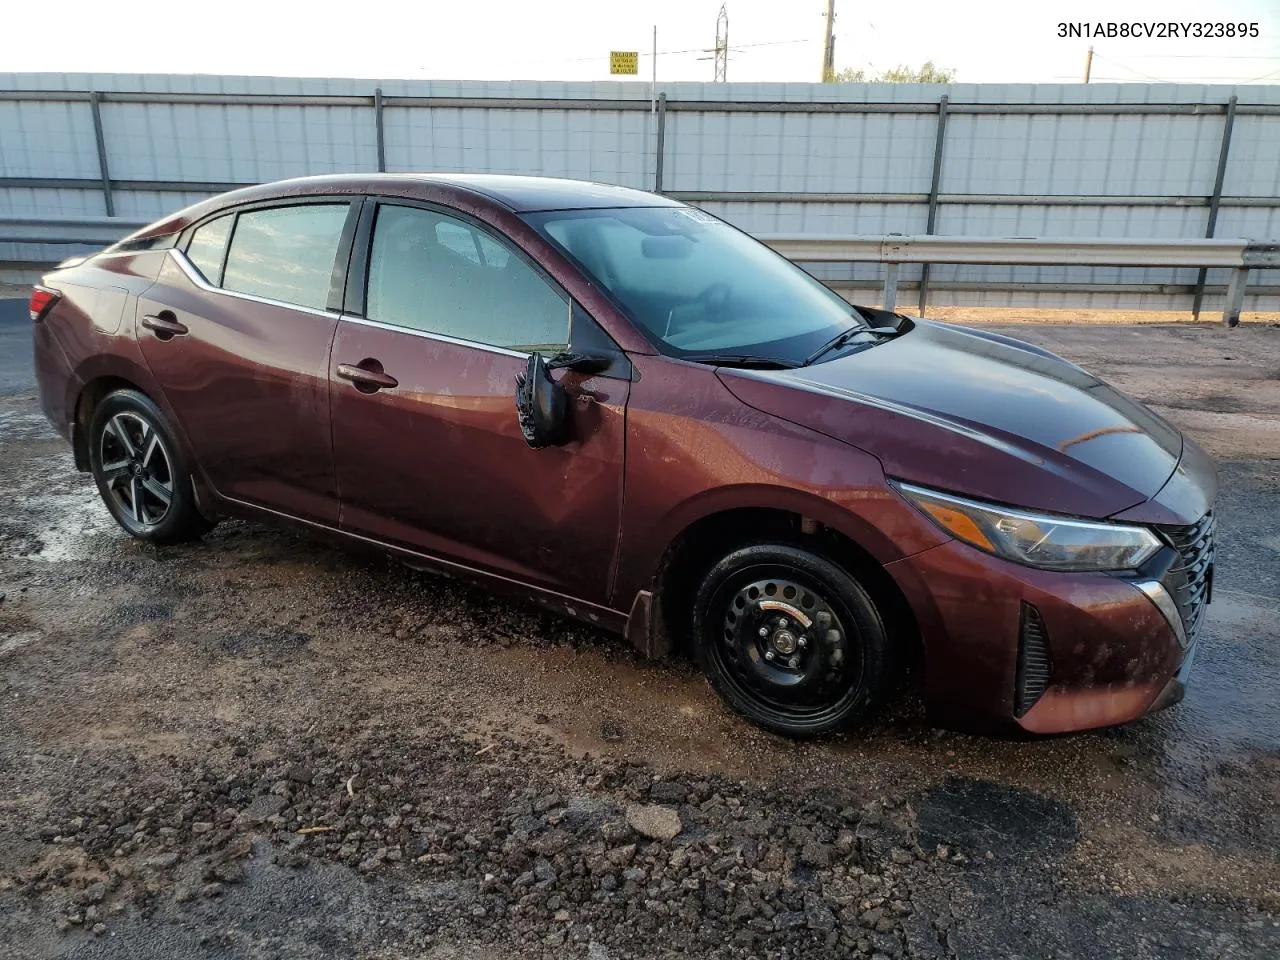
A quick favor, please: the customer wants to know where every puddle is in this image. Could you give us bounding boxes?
[912,776,1078,860]
[1160,589,1280,754]
[0,409,55,442]
[214,626,313,659]
[19,487,121,563]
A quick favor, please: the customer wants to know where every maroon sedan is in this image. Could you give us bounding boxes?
[29,174,1215,737]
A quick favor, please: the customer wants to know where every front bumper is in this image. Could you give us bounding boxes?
[886,538,1192,734]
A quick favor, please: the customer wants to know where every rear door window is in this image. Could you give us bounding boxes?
[221,204,350,310]
[184,214,233,283]
[365,204,569,353]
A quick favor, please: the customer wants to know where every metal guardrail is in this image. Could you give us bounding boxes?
[2,218,1275,327]
[0,215,147,245]
[760,235,1280,327]
[5,88,1279,114]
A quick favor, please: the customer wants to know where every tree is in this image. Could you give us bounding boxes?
[832,61,956,83]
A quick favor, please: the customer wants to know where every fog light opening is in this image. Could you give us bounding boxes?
[1015,602,1053,717]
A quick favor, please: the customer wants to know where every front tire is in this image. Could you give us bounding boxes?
[692,543,890,738]
[88,389,212,544]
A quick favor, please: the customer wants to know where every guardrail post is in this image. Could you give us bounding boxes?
[882,262,900,312]
[374,88,387,173]
[1222,267,1248,327]
[917,95,949,315]
[654,93,667,193]
[89,91,114,217]
[1192,95,1237,321]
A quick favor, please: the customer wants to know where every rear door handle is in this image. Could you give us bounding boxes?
[336,361,398,392]
[141,313,188,339]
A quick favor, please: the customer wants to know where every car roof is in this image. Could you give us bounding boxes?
[414,174,682,212]
[124,173,684,246]
[233,173,682,213]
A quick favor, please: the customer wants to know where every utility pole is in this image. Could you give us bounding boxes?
[651,25,658,188]
[1083,45,1094,83]
[651,25,657,117]
[714,5,729,82]
[821,0,836,82]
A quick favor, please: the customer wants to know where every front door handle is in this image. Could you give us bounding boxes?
[141,313,188,340]
[336,360,398,392]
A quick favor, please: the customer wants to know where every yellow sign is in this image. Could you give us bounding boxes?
[610,51,639,75]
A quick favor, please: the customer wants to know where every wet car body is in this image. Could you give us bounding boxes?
[30,174,1216,736]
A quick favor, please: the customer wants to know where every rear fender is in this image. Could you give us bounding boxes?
[68,351,201,480]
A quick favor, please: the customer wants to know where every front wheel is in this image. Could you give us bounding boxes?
[692,543,890,738]
[88,389,213,544]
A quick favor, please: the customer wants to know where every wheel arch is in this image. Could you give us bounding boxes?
[69,360,213,527]
[637,494,922,675]
[70,370,157,472]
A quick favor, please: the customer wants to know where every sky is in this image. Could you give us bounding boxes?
[4,0,1279,86]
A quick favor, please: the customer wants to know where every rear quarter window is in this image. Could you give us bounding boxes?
[184,214,233,284]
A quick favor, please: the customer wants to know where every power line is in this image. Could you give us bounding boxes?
[1088,52,1280,84]
[528,37,811,67]
[1124,54,1280,61]
[1076,75,1280,82]
[1090,53,1172,82]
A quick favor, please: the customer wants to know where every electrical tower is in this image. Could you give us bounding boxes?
[714,5,729,82]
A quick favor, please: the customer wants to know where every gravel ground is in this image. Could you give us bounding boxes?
[0,311,1277,959]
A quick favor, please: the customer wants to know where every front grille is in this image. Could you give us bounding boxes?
[1157,512,1215,644]
[1015,603,1052,716]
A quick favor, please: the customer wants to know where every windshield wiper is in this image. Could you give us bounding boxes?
[681,353,801,369]
[802,325,901,366]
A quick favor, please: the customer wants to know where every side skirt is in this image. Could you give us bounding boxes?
[212,493,631,635]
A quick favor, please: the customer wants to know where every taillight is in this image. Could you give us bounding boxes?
[29,286,60,323]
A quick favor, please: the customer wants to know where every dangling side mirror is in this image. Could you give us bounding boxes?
[514,353,568,449]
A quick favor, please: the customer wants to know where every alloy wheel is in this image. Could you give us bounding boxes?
[98,412,174,527]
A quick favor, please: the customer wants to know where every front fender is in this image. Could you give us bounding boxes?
[643,480,934,573]
[612,357,950,614]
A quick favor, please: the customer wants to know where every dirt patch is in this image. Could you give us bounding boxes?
[1,323,1279,958]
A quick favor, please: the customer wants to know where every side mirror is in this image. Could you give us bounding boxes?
[547,351,612,375]
[515,353,568,449]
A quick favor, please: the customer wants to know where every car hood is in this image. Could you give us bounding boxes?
[717,319,1184,519]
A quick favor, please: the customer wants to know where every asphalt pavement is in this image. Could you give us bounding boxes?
[0,299,32,397]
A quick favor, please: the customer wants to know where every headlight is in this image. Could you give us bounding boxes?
[895,482,1162,572]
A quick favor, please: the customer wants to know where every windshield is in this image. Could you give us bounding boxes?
[522,206,864,363]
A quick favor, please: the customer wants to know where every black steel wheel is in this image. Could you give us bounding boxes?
[692,543,889,737]
[88,389,213,544]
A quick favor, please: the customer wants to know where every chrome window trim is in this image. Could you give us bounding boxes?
[337,313,533,360]
[1134,579,1189,649]
[168,248,339,319]
[171,247,561,358]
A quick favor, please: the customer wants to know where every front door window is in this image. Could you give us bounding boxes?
[365,204,570,354]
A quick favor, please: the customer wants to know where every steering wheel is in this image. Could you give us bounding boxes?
[696,281,733,320]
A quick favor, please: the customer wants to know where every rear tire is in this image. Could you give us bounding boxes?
[88,389,213,545]
[692,543,890,738]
